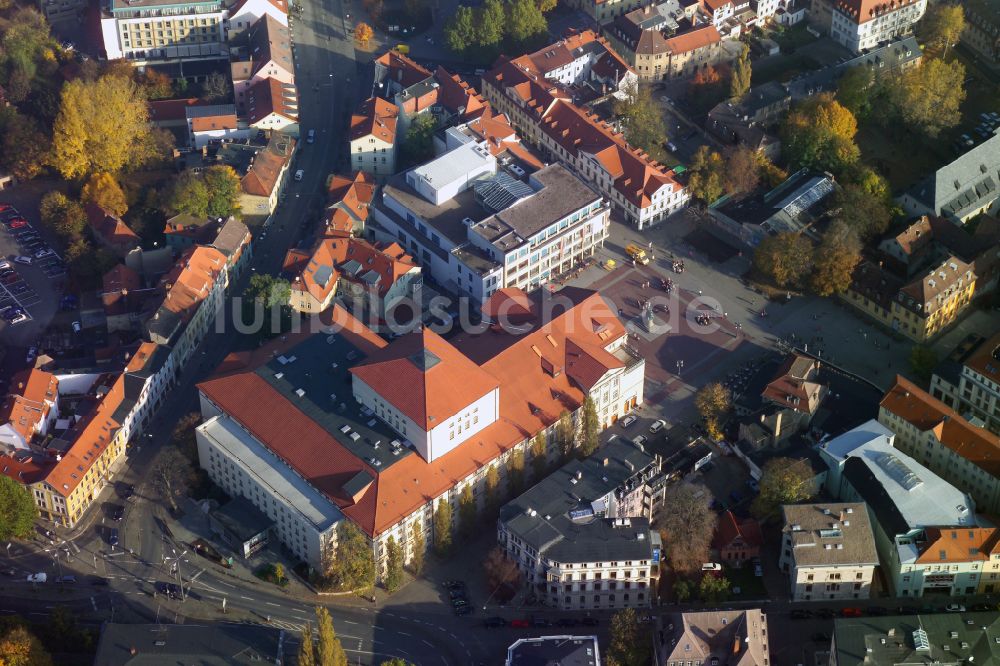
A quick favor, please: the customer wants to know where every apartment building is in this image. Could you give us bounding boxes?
[481,33,688,229]
[931,331,1000,435]
[661,610,770,666]
[195,287,645,572]
[779,502,878,601]
[350,97,398,178]
[324,171,377,238]
[100,0,227,63]
[845,256,977,343]
[232,15,294,108]
[900,132,1000,224]
[226,0,288,41]
[220,134,297,221]
[879,375,1000,513]
[960,0,1000,73]
[818,419,977,595]
[810,0,926,53]
[606,7,727,82]
[0,370,60,452]
[372,149,609,302]
[562,0,643,22]
[284,236,421,320]
[831,614,1000,666]
[893,526,1000,597]
[507,636,601,666]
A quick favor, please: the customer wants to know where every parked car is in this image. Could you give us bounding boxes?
[649,419,666,434]
[33,249,54,260]
[790,609,812,619]
[633,435,647,447]
[556,618,578,627]
[26,573,46,583]
[72,321,81,333]
[619,415,637,428]
[294,169,304,181]
[8,218,28,229]
[841,607,863,617]
[866,606,888,616]
[580,617,600,627]
[510,619,530,628]
[483,617,506,628]
[9,313,28,324]
[0,261,10,270]
[55,575,77,584]
[25,346,37,364]
[108,528,119,546]
[307,129,316,143]
[111,504,125,521]
[13,256,32,266]
[531,617,552,628]
[946,604,966,613]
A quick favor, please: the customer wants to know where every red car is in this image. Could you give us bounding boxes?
[8,218,28,229]
[0,204,11,212]
[510,619,530,628]
[841,608,863,617]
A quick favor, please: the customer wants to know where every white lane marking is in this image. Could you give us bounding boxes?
[265,601,280,607]
[343,620,358,625]
[423,640,434,647]
[240,596,253,600]
[90,597,97,611]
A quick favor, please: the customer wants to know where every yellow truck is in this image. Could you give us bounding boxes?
[625,243,650,265]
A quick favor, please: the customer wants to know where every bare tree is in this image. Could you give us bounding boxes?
[658,483,716,575]
[151,448,196,514]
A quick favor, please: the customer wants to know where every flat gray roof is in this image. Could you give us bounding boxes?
[782,502,878,567]
[472,165,601,250]
[197,415,342,531]
[382,174,487,247]
[507,636,600,666]
[254,333,415,470]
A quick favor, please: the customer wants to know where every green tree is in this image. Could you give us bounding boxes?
[0,625,52,666]
[698,573,731,602]
[200,71,231,103]
[381,660,416,666]
[507,0,548,49]
[401,113,439,168]
[164,170,210,218]
[909,345,938,381]
[613,80,668,162]
[0,110,50,181]
[39,191,87,245]
[202,165,242,218]
[888,58,965,138]
[920,3,964,58]
[315,607,348,666]
[508,448,525,496]
[555,411,575,459]
[458,484,477,537]
[809,221,861,297]
[299,622,316,666]
[835,65,875,120]
[484,465,501,517]
[477,0,506,48]
[780,93,860,174]
[325,522,376,591]
[245,273,292,309]
[530,433,547,480]
[673,578,692,602]
[729,44,751,100]
[42,606,94,653]
[695,382,730,440]
[444,6,476,54]
[832,182,892,241]
[752,232,812,287]
[0,476,39,541]
[658,483,715,574]
[432,498,453,556]
[608,608,649,666]
[51,74,157,178]
[409,521,424,574]
[579,396,599,457]
[687,146,726,204]
[750,457,815,520]
[384,536,403,593]
[81,172,128,217]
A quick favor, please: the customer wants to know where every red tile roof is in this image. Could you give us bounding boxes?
[434,66,488,118]
[350,97,398,144]
[350,328,500,429]
[664,25,722,55]
[0,369,59,446]
[713,510,763,550]
[243,135,296,197]
[327,171,376,226]
[84,203,140,255]
[375,50,433,89]
[834,0,922,24]
[190,112,238,133]
[159,246,227,323]
[101,264,143,317]
[880,375,1000,475]
[246,77,298,124]
[916,527,1000,563]
[761,354,825,414]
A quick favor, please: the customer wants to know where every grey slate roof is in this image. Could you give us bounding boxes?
[211,216,250,257]
[911,130,1000,220]
[507,635,601,666]
[833,613,1000,666]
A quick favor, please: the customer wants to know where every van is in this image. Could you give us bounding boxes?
[701,563,722,571]
[307,129,316,144]
[624,243,649,265]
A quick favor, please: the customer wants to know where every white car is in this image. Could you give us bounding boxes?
[294,169,304,181]
[619,415,637,429]
[13,256,32,266]
[306,129,316,144]
[649,419,666,434]
[946,604,966,612]
[10,313,28,325]
[701,563,722,572]
[633,435,647,447]
[33,249,54,259]
[0,260,10,270]
[26,573,46,583]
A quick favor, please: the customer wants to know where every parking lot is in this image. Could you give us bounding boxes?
[0,203,66,345]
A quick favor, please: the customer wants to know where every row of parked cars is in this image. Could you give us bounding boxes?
[790,602,987,620]
[445,580,472,616]
[483,615,601,629]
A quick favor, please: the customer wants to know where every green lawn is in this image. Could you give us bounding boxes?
[725,564,767,599]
